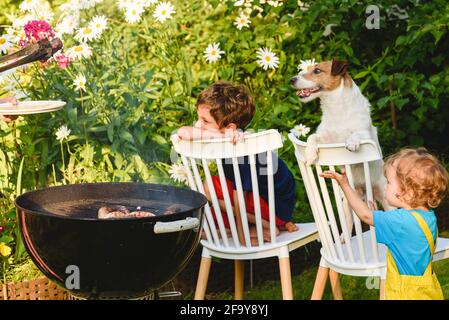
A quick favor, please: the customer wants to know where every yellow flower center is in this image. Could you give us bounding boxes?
[84,27,92,34]
[74,46,83,52]
[265,56,271,62]
[79,82,84,87]
[162,10,167,15]
[132,10,136,15]
[96,23,101,28]
[211,50,216,56]
[240,19,245,23]
[0,38,6,45]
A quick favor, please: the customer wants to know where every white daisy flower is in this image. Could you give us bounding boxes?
[56,125,71,142]
[134,0,153,8]
[297,59,317,75]
[203,42,225,64]
[0,34,14,54]
[73,74,87,91]
[256,47,279,70]
[153,1,175,23]
[234,0,244,6]
[80,0,96,9]
[74,26,99,42]
[290,124,311,138]
[60,1,81,12]
[117,0,131,11]
[234,12,251,30]
[31,1,54,22]
[125,4,144,23]
[19,0,40,12]
[89,15,108,37]
[56,15,80,35]
[66,43,93,60]
[168,163,188,184]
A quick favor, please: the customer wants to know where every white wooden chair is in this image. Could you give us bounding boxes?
[171,129,318,300]
[288,133,449,299]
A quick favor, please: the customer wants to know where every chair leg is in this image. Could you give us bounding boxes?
[311,266,329,300]
[234,260,245,300]
[329,270,343,300]
[194,256,212,300]
[379,279,385,300]
[278,256,293,300]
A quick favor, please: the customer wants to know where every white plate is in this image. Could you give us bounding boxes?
[0,100,66,115]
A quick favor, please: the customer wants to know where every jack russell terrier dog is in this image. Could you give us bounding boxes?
[291,59,392,223]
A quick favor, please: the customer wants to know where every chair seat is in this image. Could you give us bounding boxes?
[201,222,319,260]
[320,231,449,278]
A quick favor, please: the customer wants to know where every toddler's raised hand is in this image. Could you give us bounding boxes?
[319,169,350,187]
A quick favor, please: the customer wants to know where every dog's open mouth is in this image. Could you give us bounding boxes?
[296,87,321,98]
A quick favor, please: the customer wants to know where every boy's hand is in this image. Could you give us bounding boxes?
[224,128,245,145]
[319,170,350,188]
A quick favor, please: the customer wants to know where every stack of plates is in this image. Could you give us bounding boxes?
[0,100,66,115]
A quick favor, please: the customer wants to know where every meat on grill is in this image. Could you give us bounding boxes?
[98,206,155,219]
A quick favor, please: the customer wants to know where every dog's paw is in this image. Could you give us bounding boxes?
[345,135,361,152]
[305,144,319,165]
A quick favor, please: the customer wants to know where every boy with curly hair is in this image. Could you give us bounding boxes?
[174,81,298,245]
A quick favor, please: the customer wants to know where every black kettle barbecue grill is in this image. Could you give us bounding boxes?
[15,183,207,299]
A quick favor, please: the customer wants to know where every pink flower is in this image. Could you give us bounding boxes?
[44,52,71,69]
[56,53,70,69]
[0,226,4,233]
[21,20,55,46]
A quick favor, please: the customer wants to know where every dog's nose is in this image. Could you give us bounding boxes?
[290,76,297,85]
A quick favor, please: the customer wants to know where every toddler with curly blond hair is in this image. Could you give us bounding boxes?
[320,147,449,299]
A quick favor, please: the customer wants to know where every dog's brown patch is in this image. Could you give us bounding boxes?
[303,60,352,90]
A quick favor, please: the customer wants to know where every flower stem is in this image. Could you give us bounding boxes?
[60,141,66,185]
[80,91,89,146]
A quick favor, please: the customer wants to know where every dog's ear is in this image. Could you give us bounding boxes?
[331,60,349,76]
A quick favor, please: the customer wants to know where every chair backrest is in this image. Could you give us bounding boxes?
[172,129,283,249]
[288,133,383,266]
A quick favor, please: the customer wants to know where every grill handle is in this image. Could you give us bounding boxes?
[153,217,200,234]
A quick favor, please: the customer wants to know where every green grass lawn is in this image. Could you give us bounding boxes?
[205,232,449,300]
